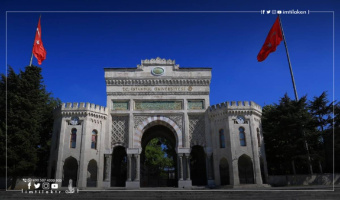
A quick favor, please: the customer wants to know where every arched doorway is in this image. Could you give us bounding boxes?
[219,158,230,185]
[238,154,254,184]
[111,146,127,187]
[87,159,98,187]
[190,145,207,186]
[141,125,177,187]
[62,157,78,187]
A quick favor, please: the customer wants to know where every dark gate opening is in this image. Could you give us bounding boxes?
[219,158,230,185]
[190,145,207,186]
[111,146,127,187]
[238,154,254,184]
[141,125,177,187]
[62,157,78,187]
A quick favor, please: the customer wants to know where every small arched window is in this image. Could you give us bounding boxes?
[219,129,225,148]
[257,128,261,147]
[91,130,98,149]
[70,128,77,148]
[239,127,246,146]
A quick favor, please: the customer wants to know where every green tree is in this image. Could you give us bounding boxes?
[262,94,315,175]
[308,92,334,173]
[145,138,174,168]
[0,66,60,189]
[143,138,174,179]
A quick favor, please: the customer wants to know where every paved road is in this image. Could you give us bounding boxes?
[1,186,339,200]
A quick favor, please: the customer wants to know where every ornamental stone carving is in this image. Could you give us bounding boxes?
[189,115,206,146]
[133,115,183,131]
[111,116,128,147]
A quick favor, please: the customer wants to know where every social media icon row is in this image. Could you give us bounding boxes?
[261,10,282,14]
[28,182,58,190]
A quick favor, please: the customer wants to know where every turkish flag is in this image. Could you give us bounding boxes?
[257,16,283,62]
[32,18,46,65]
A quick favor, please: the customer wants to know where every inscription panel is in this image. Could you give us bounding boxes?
[122,86,193,92]
[106,85,210,96]
[112,101,129,110]
[188,100,204,110]
[135,101,182,110]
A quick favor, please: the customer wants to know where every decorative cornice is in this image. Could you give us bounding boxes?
[105,78,211,86]
[138,57,179,69]
[60,111,107,120]
[208,110,259,120]
[106,92,210,96]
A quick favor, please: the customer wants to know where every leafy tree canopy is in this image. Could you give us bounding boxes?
[0,66,60,189]
[262,92,338,175]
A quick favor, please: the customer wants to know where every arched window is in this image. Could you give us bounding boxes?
[91,130,98,149]
[239,127,246,146]
[70,128,77,148]
[219,129,225,148]
[257,128,261,147]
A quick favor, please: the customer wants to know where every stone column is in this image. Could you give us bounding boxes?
[55,120,66,181]
[135,154,140,181]
[179,154,183,180]
[206,154,212,180]
[249,121,263,185]
[127,154,132,181]
[177,149,192,188]
[210,154,214,180]
[231,159,240,185]
[185,154,190,180]
[206,153,215,186]
[104,154,112,181]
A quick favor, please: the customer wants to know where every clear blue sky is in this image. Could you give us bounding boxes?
[1,0,338,108]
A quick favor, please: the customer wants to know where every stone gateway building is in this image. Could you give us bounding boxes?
[48,57,268,189]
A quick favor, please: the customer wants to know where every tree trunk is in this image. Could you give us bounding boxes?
[319,161,323,174]
[291,160,296,175]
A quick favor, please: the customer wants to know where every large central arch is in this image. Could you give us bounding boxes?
[140,125,178,187]
[134,116,183,149]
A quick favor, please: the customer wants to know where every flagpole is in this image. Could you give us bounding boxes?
[29,53,33,66]
[278,15,299,101]
[278,15,313,175]
[29,15,41,66]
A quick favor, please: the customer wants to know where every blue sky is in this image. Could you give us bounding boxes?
[1,0,338,107]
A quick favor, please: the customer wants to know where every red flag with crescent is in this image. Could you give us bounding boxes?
[32,18,46,65]
[257,16,283,62]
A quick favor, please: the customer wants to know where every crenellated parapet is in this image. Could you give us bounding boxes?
[208,101,262,119]
[54,102,108,119]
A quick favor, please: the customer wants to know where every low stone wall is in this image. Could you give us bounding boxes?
[268,173,340,186]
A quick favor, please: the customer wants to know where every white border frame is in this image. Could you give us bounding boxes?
[5,10,335,193]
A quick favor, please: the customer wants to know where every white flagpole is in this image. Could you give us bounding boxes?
[278,15,299,101]
[278,14,313,175]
